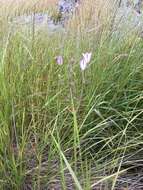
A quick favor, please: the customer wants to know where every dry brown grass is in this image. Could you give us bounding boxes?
[67,0,118,34]
[0,0,58,16]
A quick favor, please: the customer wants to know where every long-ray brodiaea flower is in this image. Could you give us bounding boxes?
[56,55,63,65]
[80,52,92,71]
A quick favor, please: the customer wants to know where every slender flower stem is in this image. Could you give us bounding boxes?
[82,70,85,84]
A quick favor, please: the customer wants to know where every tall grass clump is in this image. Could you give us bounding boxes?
[0,0,143,189]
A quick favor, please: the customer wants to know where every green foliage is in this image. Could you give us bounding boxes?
[0,12,143,189]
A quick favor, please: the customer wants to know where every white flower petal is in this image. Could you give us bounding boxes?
[82,52,92,64]
[80,59,87,71]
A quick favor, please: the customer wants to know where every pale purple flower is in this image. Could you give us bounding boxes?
[80,52,92,71]
[56,56,63,65]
